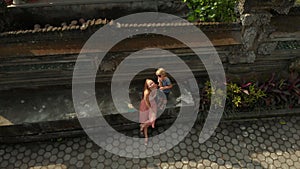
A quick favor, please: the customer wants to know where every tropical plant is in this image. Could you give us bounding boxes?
[201,71,300,115]
[226,82,266,109]
[204,80,266,111]
[203,80,226,108]
[258,72,300,109]
[183,0,237,22]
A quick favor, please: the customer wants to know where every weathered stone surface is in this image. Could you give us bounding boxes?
[273,0,296,14]
[237,0,296,14]
[246,51,256,63]
[7,0,187,28]
[237,0,250,14]
[256,12,272,26]
[242,27,258,50]
[258,42,278,55]
[289,58,300,72]
[240,14,256,26]
[240,13,272,26]
[227,45,244,64]
[157,0,188,17]
[238,0,297,65]
[100,60,117,72]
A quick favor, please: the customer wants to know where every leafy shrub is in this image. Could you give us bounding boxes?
[183,0,237,22]
[260,72,300,109]
[204,81,266,111]
[202,81,225,108]
[201,71,300,114]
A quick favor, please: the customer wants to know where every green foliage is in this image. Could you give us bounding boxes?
[204,81,225,108]
[202,72,300,115]
[241,84,266,107]
[205,81,266,110]
[183,0,237,22]
[226,82,242,107]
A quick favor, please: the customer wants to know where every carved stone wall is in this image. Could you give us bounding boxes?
[236,0,296,64]
[8,0,188,27]
[1,0,299,88]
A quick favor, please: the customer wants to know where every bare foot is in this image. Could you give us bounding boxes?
[144,137,148,145]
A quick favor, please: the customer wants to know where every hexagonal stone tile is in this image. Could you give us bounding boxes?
[187,152,195,160]
[224,161,233,169]
[220,146,228,154]
[294,162,300,168]
[201,159,211,167]
[228,149,235,157]
[286,158,294,166]
[180,149,188,157]
[172,161,182,169]
[187,161,196,168]
[160,162,169,169]
[0,116,299,169]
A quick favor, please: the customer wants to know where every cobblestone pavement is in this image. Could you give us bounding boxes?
[0,116,300,169]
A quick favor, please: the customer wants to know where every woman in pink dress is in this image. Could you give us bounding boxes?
[139,79,157,145]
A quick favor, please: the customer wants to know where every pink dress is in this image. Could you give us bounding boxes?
[139,92,157,128]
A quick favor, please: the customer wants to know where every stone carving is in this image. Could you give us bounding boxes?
[257,42,278,55]
[240,14,256,26]
[228,45,245,64]
[238,0,294,63]
[272,0,296,14]
[240,11,273,62]
[246,51,256,63]
[242,27,258,50]
[240,12,272,28]
[237,0,250,14]
[100,60,117,72]
[237,0,296,14]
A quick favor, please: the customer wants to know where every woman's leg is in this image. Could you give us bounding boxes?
[140,123,144,132]
[143,126,148,145]
[151,120,155,128]
[140,123,147,134]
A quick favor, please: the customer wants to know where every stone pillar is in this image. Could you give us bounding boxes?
[237,0,295,63]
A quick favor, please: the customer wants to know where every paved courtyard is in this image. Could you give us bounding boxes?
[0,116,300,169]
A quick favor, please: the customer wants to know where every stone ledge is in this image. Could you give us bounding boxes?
[1,107,300,143]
